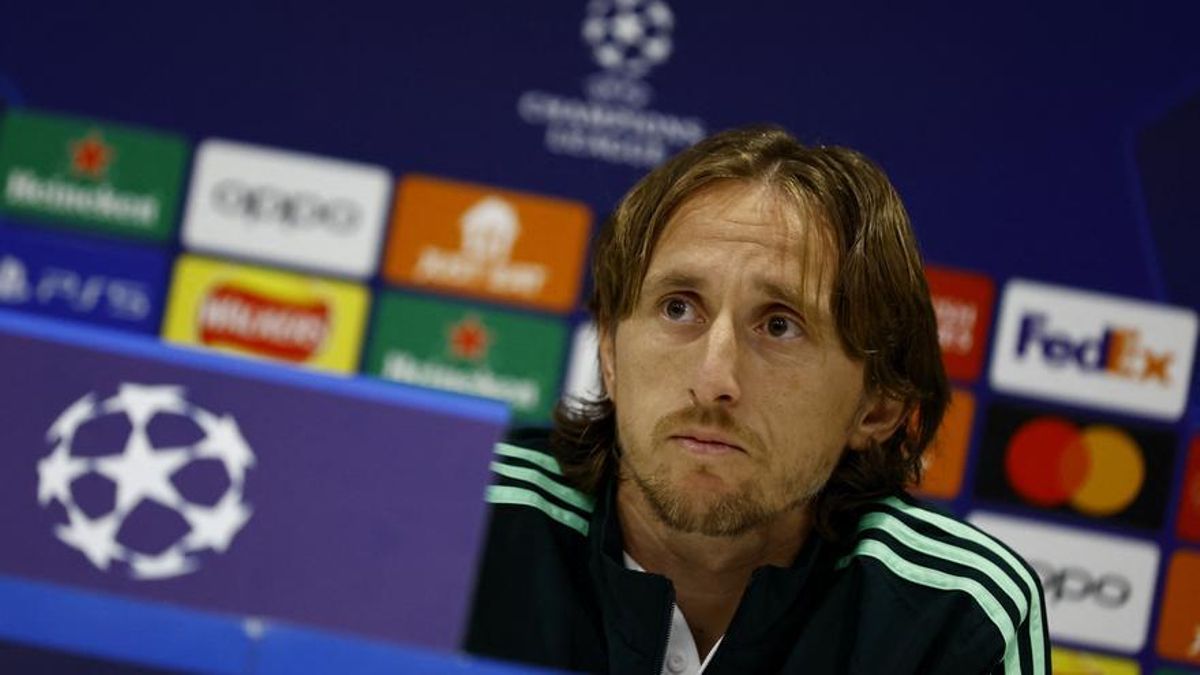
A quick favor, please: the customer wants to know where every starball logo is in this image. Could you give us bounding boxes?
[990,279,1197,421]
[515,0,706,167]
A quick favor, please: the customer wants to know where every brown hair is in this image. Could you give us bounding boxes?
[553,124,949,539]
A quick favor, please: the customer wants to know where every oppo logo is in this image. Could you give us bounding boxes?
[1030,560,1131,608]
[211,179,360,234]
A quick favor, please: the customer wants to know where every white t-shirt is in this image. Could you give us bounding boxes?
[624,552,725,675]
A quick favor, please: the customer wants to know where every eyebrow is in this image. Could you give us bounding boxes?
[642,270,812,313]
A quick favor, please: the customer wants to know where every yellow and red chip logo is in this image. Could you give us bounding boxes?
[199,284,330,362]
[1004,418,1144,517]
[1050,646,1139,674]
[162,254,369,373]
[382,175,591,312]
[913,388,974,500]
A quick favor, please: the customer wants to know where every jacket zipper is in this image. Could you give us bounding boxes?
[653,590,675,675]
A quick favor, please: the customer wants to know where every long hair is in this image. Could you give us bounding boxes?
[552,125,949,540]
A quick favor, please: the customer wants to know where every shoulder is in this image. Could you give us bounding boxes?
[835,493,1050,674]
[484,427,595,538]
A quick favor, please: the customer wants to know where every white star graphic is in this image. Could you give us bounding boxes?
[646,1,672,27]
[94,426,190,514]
[181,493,252,554]
[55,510,122,570]
[642,36,670,62]
[193,411,255,485]
[46,393,97,443]
[37,442,90,506]
[127,548,198,580]
[611,12,644,45]
[101,383,186,428]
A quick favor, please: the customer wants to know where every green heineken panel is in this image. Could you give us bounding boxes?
[366,292,568,423]
[0,109,187,242]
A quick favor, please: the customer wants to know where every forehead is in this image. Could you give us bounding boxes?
[645,181,837,302]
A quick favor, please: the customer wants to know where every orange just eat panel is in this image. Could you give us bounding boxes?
[1156,549,1200,664]
[383,175,591,312]
[913,388,974,500]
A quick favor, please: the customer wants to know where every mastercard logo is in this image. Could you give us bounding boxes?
[1004,417,1145,516]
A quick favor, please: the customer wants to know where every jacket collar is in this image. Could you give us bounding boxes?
[586,476,833,664]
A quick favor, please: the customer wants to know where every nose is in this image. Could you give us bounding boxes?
[691,312,741,405]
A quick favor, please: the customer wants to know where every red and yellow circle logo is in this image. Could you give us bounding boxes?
[1004,417,1145,516]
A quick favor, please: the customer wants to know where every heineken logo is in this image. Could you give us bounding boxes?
[69,131,115,179]
[365,293,568,422]
[449,316,490,361]
[198,284,330,362]
[0,110,186,242]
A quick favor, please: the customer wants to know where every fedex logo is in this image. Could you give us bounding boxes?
[1016,314,1172,384]
[990,280,1196,421]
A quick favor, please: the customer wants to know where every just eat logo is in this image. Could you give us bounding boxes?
[990,279,1196,422]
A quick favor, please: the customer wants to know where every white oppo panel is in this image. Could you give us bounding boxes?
[968,511,1159,653]
[562,321,601,404]
[181,139,391,279]
[989,279,1197,421]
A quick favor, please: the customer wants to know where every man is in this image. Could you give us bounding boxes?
[465,126,1048,674]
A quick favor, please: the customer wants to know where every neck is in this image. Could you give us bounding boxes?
[615,478,812,658]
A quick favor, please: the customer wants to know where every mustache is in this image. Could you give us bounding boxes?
[652,404,764,454]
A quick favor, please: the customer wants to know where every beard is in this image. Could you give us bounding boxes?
[618,404,829,538]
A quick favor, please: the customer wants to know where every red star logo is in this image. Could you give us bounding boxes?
[449,316,490,361]
[69,131,114,179]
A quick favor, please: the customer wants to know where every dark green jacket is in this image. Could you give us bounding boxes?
[465,431,1049,674]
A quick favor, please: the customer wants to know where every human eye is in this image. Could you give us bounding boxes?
[759,313,804,340]
[659,296,701,323]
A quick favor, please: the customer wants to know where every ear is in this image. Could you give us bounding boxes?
[598,324,617,403]
[846,391,908,451]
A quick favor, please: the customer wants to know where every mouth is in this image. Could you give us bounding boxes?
[669,429,746,456]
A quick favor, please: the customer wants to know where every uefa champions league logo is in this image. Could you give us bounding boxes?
[36,383,255,579]
[515,0,703,167]
[582,0,674,78]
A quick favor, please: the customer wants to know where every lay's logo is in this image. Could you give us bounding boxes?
[163,255,368,374]
[198,284,330,362]
[990,279,1197,421]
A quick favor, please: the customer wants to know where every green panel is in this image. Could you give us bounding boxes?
[0,109,188,242]
[365,292,567,422]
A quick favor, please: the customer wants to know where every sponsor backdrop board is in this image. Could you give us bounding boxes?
[1,2,1200,672]
[912,388,975,501]
[926,265,995,385]
[975,402,1176,533]
[0,222,169,334]
[162,254,370,373]
[364,292,568,424]
[181,139,392,280]
[970,511,1161,654]
[1051,647,1141,675]
[0,309,508,654]
[989,279,1197,422]
[1179,437,1200,544]
[0,110,186,242]
[383,175,591,312]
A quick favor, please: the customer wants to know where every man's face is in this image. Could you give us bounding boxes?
[600,180,893,537]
